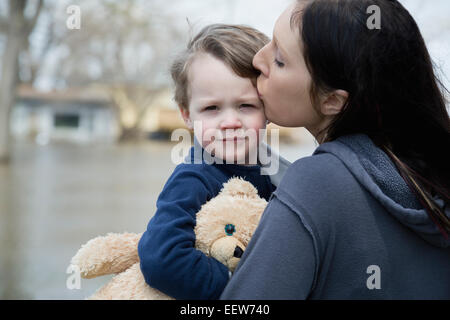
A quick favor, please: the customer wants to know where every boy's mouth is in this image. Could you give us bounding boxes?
[221,137,246,142]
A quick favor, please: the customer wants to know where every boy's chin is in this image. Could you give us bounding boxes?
[203,141,259,165]
[215,150,256,165]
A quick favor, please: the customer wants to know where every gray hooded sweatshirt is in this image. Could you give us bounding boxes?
[220,134,450,299]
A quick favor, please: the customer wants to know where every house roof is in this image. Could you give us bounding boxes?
[17,84,112,104]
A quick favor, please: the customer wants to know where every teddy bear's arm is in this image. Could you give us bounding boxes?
[88,262,174,300]
[71,232,143,279]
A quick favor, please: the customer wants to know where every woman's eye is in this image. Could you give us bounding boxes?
[204,106,218,111]
[274,59,285,68]
[240,104,253,109]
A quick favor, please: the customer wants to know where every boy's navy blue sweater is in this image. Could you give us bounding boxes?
[137,146,275,299]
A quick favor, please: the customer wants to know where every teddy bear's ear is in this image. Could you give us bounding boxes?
[219,177,259,199]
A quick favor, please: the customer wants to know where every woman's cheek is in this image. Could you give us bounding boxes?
[264,98,280,123]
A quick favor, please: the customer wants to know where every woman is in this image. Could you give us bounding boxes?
[220,0,450,299]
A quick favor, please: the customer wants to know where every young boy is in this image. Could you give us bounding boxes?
[138,24,280,300]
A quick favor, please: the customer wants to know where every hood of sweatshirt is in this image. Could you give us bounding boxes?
[314,134,449,248]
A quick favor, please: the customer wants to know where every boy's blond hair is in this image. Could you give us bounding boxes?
[170,24,269,110]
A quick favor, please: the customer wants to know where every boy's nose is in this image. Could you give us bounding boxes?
[220,112,242,130]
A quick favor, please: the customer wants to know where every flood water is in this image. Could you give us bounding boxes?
[0,137,316,299]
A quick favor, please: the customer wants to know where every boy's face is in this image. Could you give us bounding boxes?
[180,53,267,164]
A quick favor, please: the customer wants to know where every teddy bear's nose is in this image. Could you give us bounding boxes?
[233,246,244,258]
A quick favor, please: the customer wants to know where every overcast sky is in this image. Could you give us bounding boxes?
[21,0,450,91]
[177,0,450,40]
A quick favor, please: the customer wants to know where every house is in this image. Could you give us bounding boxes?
[10,85,120,144]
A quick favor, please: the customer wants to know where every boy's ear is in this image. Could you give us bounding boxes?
[179,106,192,129]
[320,89,348,116]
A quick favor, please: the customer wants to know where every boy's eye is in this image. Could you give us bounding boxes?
[204,106,218,111]
[274,59,285,68]
[240,104,253,108]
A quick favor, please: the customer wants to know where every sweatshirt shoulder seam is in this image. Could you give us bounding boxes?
[272,191,321,292]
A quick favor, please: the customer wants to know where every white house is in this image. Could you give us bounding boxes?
[10,85,120,145]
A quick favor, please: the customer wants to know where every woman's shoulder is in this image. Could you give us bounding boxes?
[271,150,368,247]
[274,151,363,214]
[281,152,351,189]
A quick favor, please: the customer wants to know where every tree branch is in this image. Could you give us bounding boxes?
[25,0,43,35]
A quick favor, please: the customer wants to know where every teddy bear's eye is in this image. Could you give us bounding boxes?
[225,224,236,236]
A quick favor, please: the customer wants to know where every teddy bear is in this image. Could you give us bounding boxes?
[70,177,268,299]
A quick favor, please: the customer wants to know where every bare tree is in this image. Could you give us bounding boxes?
[37,0,187,141]
[0,0,42,163]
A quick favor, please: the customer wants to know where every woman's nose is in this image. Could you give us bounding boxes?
[253,44,269,77]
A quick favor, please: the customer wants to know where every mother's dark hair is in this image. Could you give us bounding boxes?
[292,0,450,234]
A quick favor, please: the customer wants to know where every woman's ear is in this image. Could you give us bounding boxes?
[320,89,349,116]
[179,106,193,129]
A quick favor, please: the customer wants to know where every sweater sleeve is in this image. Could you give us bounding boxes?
[220,194,316,300]
[138,168,229,300]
